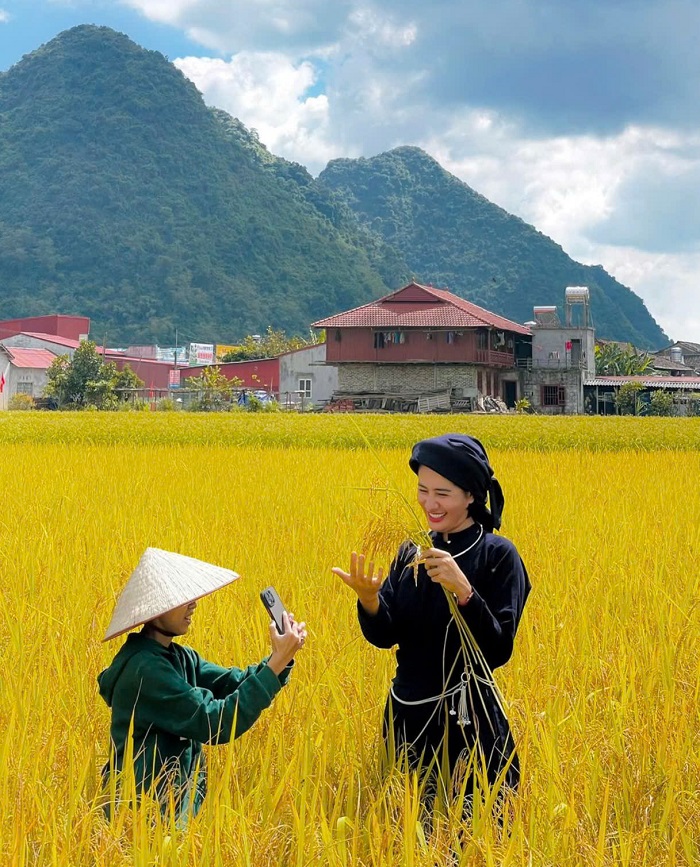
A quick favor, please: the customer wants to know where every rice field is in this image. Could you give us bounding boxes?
[0,413,698,865]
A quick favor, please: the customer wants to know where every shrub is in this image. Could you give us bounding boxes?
[8,393,35,411]
[648,389,674,417]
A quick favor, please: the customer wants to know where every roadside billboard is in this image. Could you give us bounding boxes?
[215,343,239,361]
[188,343,215,365]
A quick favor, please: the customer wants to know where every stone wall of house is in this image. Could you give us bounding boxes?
[523,368,585,414]
[338,363,478,395]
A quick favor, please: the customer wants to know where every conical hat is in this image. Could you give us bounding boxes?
[103,547,239,641]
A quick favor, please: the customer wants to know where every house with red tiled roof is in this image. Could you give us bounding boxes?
[0,344,57,409]
[312,282,532,408]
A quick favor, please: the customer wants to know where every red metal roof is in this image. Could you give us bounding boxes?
[1,347,57,369]
[312,283,531,335]
[12,331,82,349]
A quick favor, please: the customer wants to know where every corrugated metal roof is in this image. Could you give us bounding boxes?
[585,376,700,389]
[1,347,57,369]
[650,357,696,372]
[313,283,531,335]
[20,331,82,348]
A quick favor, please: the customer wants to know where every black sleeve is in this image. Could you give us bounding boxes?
[356,543,412,649]
[458,539,530,670]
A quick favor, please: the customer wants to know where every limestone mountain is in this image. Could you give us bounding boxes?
[0,26,667,348]
[318,147,668,348]
[0,25,400,343]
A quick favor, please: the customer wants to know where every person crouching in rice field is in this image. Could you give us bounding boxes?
[333,434,530,822]
[98,547,306,826]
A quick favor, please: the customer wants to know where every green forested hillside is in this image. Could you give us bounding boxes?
[0,26,667,347]
[0,26,395,343]
[318,147,668,348]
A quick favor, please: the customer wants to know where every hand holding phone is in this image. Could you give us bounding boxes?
[260,585,286,634]
[261,586,308,675]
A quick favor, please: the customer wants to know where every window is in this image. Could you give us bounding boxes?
[542,385,566,406]
[298,379,312,399]
[16,381,34,396]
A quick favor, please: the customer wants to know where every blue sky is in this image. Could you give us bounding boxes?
[1,0,699,342]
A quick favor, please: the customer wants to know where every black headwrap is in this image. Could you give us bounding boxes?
[409,433,504,532]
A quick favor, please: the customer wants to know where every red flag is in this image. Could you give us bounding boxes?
[0,372,5,393]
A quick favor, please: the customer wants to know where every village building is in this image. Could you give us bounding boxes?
[0,314,90,343]
[523,288,597,414]
[312,282,531,411]
[584,375,700,415]
[179,343,337,407]
[0,345,56,409]
[0,330,84,357]
[652,342,700,375]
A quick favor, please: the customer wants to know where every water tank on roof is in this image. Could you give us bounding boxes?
[565,286,590,302]
[670,346,683,364]
[564,286,591,327]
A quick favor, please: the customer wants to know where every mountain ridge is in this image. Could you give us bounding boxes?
[318,146,668,348]
[0,25,668,348]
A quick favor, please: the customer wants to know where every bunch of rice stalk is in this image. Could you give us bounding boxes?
[360,477,432,582]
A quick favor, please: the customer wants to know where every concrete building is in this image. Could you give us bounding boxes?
[522,288,596,415]
[180,343,336,407]
[0,345,56,409]
[278,343,337,408]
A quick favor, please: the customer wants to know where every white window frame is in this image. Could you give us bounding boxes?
[298,378,312,399]
[16,380,34,396]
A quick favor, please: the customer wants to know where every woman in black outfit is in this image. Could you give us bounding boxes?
[333,434,530,812]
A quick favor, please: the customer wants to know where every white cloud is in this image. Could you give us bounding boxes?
[593,247,700,343]
[175,52,340,167]
[131,0,700,340]
[0,9,10,23]
[123,0,351,53]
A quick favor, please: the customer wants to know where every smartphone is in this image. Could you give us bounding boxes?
[260,586,287,634]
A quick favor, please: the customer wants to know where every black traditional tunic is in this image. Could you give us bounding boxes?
[358,522,530,797]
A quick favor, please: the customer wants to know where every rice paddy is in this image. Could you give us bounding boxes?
[0,413,697,865]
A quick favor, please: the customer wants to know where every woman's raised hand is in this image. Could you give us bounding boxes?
[267,612,307,675]
[332,552,384,615]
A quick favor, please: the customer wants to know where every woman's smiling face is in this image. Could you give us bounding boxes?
[417,465,474,535]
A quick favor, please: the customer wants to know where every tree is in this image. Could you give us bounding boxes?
[44,341,143,409]
[614,382,646,416]
[186,366,241,411]
[221,327,323,362]
[595,343,653,376]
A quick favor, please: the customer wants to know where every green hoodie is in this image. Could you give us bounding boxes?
[97,631,290,818]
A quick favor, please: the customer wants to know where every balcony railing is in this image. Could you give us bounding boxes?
[516,358,590,370]
[475,349,515,366]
